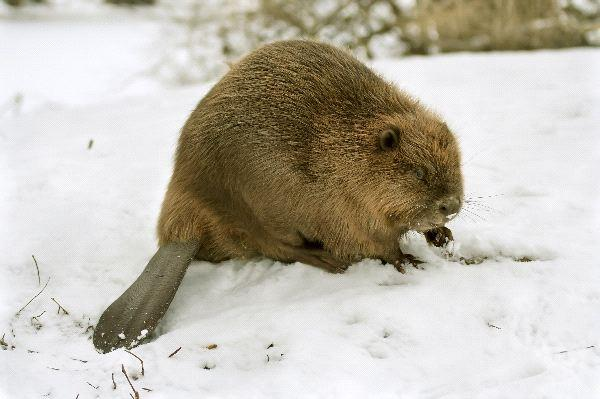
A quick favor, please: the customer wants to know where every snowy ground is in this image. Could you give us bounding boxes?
[1,12,600,399]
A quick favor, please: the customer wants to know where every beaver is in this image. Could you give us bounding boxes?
[93,40,463,353]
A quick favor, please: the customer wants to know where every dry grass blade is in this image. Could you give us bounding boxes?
[51,297,69,315]
[125,349,144,376]
[16,277,50,316]
[122,364,140,399]
[32,310,46,319]
[31,255,41,286]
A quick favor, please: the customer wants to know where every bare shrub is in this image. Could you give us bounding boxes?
[154,0,598,83]
[238,0,598,58]
[416,0,595,52]
[3,0,45,7]
[149,0,242,84]
[105,0,155,5]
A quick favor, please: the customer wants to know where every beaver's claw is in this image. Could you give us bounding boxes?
[392,253,423,273]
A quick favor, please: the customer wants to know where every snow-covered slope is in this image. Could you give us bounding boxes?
[0,5,169,113]
[1,27,599,398]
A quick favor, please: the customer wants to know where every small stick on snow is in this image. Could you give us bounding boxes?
[168,346,182,358]
[31,255,41,286]
[86,382,99,390]
[555,345,595,354]
[16,277,50,315]
[121,364,140,399]
[51,297,69,315]
[87,139,94,150]
[125,349,144,376]
[487,323,501,330]
[32,310,46,320]
[112,372,117,390]
[141,387,153,392]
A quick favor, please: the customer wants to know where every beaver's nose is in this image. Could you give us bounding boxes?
[437,196,461,217]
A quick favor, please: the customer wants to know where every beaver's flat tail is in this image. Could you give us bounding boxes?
[93,240,200,353]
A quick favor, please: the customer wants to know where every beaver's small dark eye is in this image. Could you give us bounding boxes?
[379,128,399,150]
[414,167,426,180]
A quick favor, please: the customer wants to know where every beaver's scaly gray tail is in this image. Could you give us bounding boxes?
[93,241,199,353]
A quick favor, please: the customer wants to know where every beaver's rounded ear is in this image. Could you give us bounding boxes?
[379,128,399,150]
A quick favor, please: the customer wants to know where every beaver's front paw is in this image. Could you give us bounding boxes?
[424,226,454,248]
[391,253,423,274]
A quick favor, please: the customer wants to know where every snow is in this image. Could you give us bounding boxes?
[0,13,163,114]
[1,12,600,399]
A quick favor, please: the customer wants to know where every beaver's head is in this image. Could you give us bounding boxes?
[360,109,463,232]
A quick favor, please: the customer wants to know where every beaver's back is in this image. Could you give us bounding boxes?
[174,40,408,192]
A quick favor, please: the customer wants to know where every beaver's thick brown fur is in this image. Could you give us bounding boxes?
[94,40,464,353]
[157,39,463,272]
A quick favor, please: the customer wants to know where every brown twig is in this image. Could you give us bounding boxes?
[51,297,69,315]
[168,346,182,358]
[31,255,41,286]
[555,345,595,354]
[86,382,99,390]
[125,349,144,376]
[487,323,501,330]
[122,364,140,399]
[112,372,117,389]
[32,310,46,320]
[16,277,50,315]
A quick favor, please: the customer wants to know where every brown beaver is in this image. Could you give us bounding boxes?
[93,40,463,353]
